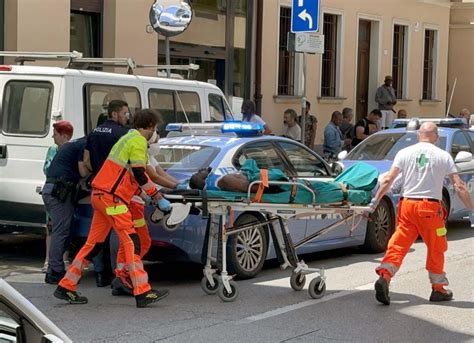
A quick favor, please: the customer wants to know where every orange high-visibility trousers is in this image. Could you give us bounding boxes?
[376,198,448,285]
[115,200,151,283]
[59,191,151,296]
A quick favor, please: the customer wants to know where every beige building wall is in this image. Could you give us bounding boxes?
[261,0,451,146]
[447,2,474,116]
[4,0,70,65]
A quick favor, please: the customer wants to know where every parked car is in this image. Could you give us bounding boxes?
[0,279,71,342]
[72,123,396,279]
[339,118,474,221]
[0,52,233,232]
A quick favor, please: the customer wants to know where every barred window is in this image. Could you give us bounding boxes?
[321,14,338,97]
[423,29,437,100]
[392,25,407,99]
[278,7,295,96]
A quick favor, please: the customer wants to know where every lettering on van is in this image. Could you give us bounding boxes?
[93,127,112,134]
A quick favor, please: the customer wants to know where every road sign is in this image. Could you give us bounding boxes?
[291,0,320,33]
[287,32,324,54]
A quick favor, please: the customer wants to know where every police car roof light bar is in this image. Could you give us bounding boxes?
[393,117,468,130]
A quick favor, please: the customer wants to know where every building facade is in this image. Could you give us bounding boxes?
[0,0,469,145]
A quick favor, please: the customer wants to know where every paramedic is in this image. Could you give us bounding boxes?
[368,122,473,305]
[55,109,171,308]
[83,99,130,287]
[43,121,90,284]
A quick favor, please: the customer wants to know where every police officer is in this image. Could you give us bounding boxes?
[43,121,90,284]
[82,99,130,287]
[368,122,473,305]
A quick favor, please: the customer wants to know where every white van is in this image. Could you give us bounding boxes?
[0,53,233,231]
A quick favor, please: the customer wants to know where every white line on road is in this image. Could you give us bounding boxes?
[237,281,374,324]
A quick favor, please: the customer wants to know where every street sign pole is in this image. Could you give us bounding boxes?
[301,53,307,145]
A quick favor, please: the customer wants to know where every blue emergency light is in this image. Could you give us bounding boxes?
[221,121,264,136]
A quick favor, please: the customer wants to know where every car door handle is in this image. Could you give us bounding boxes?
[0,145,6,159]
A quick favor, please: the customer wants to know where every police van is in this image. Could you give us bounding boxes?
[0,51,234,231]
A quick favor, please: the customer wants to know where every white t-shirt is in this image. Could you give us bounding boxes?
[393,142,457,200]
[283,123,301,141]
[243,114,266,125]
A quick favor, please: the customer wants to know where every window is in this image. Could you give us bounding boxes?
[392,24,408,99]
[422,29,437,100]
[84,84,141,133]
[277,142,329,177]
[2,81,53,136]
[321,13,339,97]
[208,94,233,121]
[70,11,100,58]
[235,142,286,171]
[156,144,219,172]
[278,7,295,96]
[451,132,472,159]
[149,89,202,137]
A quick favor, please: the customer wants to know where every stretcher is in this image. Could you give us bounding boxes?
[158,177,373,302]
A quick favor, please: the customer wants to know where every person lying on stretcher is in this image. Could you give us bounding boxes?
[187,159,379,205]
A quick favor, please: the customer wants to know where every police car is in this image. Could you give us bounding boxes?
[339,118,474,221]
[103,121,394,279]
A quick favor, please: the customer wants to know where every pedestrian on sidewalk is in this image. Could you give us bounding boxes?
[367,122,473,305]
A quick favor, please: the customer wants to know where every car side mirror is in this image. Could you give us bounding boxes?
[454,151,473,163]
[337,150,348,160]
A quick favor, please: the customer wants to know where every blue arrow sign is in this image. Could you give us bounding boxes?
[291,0,320,33]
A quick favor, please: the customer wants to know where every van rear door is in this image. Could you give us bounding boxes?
[0,75,62,227]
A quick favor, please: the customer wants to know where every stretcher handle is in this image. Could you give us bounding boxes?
[247,180,316,204]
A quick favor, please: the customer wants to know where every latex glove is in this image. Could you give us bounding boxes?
[366,198,379,214]
[175,180,189,190]
[156,198,171,212]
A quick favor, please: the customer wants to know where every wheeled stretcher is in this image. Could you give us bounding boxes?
[159,176,374,302]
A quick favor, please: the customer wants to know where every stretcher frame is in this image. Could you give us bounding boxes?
[163,180,370,302]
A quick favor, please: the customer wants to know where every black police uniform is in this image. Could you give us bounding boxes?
[42,137,86,283]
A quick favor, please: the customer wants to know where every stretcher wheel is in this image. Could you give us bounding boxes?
[308,277,326,299]
[217,280,239,302]
[200,275,219,295]
[290,272,306,291]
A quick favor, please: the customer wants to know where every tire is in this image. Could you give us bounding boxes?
[217,280,239,302]
[227,213,268,279]
[362,198,394,253]
[200,275,219,295]
[308,277,326,299]
[290,272,306,291]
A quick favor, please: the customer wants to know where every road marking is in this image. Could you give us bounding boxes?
[237,281,374,324]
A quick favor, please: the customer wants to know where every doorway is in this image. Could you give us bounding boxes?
[356,20,371,121]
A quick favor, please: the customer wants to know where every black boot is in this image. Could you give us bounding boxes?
[95,272,112,287]
[54,285,88,304]
[429,288,453,302]
[374,277,390,305]
[135,289,169,308]
[44,270,65,285]
[111,277,133,296]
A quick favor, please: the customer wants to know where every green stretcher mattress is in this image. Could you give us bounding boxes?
[204,161,379,205]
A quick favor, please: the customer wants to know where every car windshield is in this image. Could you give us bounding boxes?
[153,144,219,172]
[347,132,447,161]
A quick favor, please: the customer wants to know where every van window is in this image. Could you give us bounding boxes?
[208,93,232,121]
[149,89,202,137]
[84,84,141,133]
[2,81,53,136]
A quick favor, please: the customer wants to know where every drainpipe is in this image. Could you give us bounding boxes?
[254,0,263,115]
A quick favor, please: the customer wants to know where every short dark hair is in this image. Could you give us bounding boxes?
[331,110,342,120]
[370,109,382,118]
[305,101,311,110]
[107,100,128,117]
[342,107,353,118]
[241,99,256,115]
[133,109,161,130]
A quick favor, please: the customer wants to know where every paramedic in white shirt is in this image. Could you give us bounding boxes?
[241,99,272,135]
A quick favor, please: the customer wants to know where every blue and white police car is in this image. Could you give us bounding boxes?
[137,122,396,279]
[339,118,474,222]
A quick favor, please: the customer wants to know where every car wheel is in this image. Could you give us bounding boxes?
[362,198,394,253]
[227,213,268,279]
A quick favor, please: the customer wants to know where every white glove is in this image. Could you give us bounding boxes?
[367,198,379,214]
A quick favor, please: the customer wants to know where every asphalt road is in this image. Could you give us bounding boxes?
[1,220,473,342]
